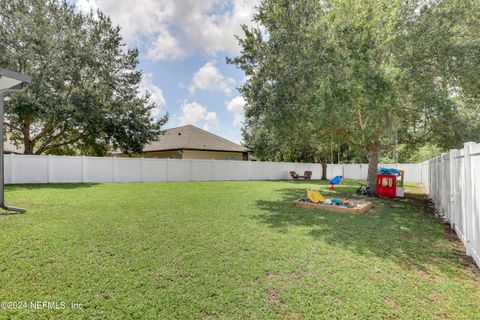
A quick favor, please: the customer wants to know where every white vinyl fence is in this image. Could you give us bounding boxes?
[3,154,423,184]
[327,163,422,183]
[420,142,480,268]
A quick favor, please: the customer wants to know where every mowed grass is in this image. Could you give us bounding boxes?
[0,180,479,319]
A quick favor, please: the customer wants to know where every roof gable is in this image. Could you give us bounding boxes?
[143,125,250,153]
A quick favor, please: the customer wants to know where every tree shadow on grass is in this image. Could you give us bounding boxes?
[252,187,480,276]
[6,183,99,191]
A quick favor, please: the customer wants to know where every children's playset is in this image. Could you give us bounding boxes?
[376,167,405,198]
[292,189,373,215]
[291,167,407,214]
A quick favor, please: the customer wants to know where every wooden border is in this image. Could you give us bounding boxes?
[292,200,373,215]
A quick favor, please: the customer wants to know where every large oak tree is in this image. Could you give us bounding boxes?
[0,0,167,155]
[230,0,480,192]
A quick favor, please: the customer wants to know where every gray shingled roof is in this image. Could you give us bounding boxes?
[142,125,250,153]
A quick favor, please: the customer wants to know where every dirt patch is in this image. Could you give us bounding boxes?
[398,230,421,240]
[265,271,277,280]
[417,270,444,282]
[384,298,399,309]
[286,270,308,282]
[429,292,445,304]
[267,288,280,303]
[266,269,311,282]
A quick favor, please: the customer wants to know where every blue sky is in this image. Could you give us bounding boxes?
[76,0,259,144]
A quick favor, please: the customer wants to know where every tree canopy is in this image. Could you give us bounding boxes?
[0,0,167,155]
[230,0,480,191]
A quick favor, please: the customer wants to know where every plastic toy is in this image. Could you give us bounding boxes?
[376,167,405,198]
[330,198,343,205]
[307,190,326,203]
[329,175,343,190]
[376,174,397,198]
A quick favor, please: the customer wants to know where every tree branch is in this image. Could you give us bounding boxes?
[3,121,23,134]
[323,127,364,149]
[34,134,86,155]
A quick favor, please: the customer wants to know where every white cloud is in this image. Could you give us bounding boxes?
[147,29,186,61]
[179,101,207,125]
[140,73,166,118]
[76,0,260,60]
[226,96,245,126]
[77,0,99,12]
[203,111,219,131]
[179,101,219,132]
[189,61,235,95]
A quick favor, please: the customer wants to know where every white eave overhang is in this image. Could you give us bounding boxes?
[0,68,32,92]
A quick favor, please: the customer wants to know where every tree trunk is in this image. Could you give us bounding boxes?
[321,160,328,180]
[23,139,34,154]
[22,116,34,154]
[366,142,380,193]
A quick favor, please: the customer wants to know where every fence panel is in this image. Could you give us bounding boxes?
[420,142,480,268]
[190,160,214,181]
[141,159,168,182]
[116,158,141,182]
[12,155,49,183]
[470,144,480,266]
[212,160,249,181]
[250,161,268,180]
[344,164,363,180]
[166,159,190,181]
[50,156,83,183]
[84,157,113,183]
[327,164,344,180]
[397,163,422,183]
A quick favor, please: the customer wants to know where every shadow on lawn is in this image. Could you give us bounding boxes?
[6,183,99,191]
[253,187,479,276]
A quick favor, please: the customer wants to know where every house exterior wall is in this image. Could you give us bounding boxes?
[116,149,247,160]
[115,150,182,159]
[143,150,183,159]
[181,150,244,160]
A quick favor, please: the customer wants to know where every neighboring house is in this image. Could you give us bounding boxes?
[3,137,26,154]
[116,125,250,160]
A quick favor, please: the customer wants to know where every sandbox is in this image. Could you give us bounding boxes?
[292,200,373,215]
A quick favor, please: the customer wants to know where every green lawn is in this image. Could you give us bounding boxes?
[0,180,479,319]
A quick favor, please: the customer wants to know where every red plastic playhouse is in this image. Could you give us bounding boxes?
[376,174,397,198]
[376,168,405,198]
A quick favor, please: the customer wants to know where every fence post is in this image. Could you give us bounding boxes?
[47,155,52,183]
[449,149,457,228]
[435,156,440,206]
[82,156,86,182]
[166,158,169,182]
[10,153,14,184]
[112,156,116,182]
[189,158,192,181]
[440,153,445,216]
[463,142,475,256]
